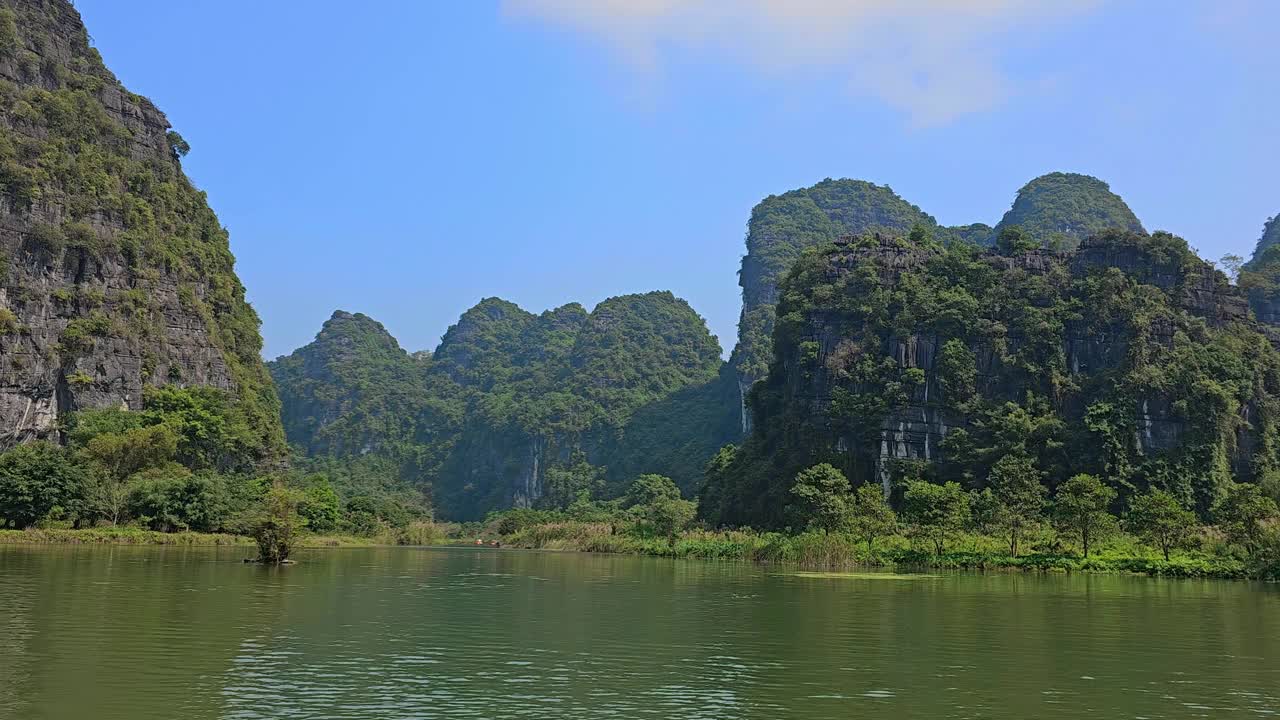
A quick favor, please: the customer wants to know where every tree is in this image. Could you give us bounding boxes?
[907,223,935,247]
[296,475,341,533]
[626,473,681,508]
[969,487,999,536]
[125,465,191,531]
[937,339,977,408]
[1127,489,1197,561]
[1219,253,1244,283]
[253,484,304,563]
[141,386,256,473]
[79,423,179,525]
[848,483,896,552]
[988,453,1046,557]
[1214,482,1279,555]
[625,474,694,539]
[540,451,605,510]
[996,225,1038,255]
[648,496,697,539]
[343,495,385,536]
[1053,473,1117,558]
[0,442,88,528]
[166,130,190,159]
[126,468,231,532]
[697,443,738,526]
[903,480,970,555]
[789,463,853,534]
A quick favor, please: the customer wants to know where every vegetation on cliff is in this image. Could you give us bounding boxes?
[990,172,1144,251]
[728,173,1144,441]
[1247,214,1280,268]
[698,227,1280,575]
[270,292,725,519]
[708,229,1279,529]
[731,179,939,390]
[269,311,460,515]
[0,0,283,458]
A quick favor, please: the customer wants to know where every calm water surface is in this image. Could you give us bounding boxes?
[0,544,1277,719]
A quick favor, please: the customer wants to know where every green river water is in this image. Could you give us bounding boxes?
[0,544,1276,719]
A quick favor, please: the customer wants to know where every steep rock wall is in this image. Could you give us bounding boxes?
[0,0,282,455]
[707,230,1280,527]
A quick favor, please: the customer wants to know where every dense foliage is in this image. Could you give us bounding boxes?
[486,459,1279,580]
[0,388,259,531]
[990,172,1144,251]
[271,292,726,519]
[1246,214,1280,268]
[731,179,940,389]
[704,229,1280,535]
[729,174,1146,441]
[0,382,435,540]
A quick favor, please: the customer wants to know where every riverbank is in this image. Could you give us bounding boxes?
[4,523,1273,581]
[490,522,1274,580]
[0,527,390,548]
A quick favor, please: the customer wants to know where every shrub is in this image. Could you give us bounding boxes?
[66,371,94,387]
[0,307,18,335]
[296,478,341,533]
[0,442,89,528]
[126,467,231,532]
[253,485,303,563]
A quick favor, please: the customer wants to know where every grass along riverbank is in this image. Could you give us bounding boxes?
[0,520,456,549]
[487,521,1275,580]
[4,520,1273,581]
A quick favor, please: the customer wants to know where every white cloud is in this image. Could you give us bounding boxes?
[503,0,1103,127]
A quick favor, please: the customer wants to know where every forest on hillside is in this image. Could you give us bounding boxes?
[0,0,1277,575]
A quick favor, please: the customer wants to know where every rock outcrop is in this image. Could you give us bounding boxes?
[729,179,939,434]
[704,229,1280,528]
[0,0,282,456]
[726,173,1145,439]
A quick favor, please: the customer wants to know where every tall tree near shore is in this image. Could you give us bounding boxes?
[903,480,970,555]
[1127,489,1196,561]
[988,453,1046,557]
[1054,473,1117,558]
[789,463,853,534]
[848,483,897,552]
[1214,483,1279,555]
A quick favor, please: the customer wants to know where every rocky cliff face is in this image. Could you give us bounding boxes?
[704,230,1280,528]
[847,235,1249,490]
[726,173,1145,439]
[0,0,282,456]
[729,179,939,434]
[1246,214,1280,268]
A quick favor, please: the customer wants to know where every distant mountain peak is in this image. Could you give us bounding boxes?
[993,172,1145,249]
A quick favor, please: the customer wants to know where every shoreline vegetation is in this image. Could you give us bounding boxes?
[4,516,1273,582]
[0,522,453,550]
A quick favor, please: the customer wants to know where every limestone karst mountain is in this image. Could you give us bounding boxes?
[270,292,727,518]
[0,0,282,459]
[727,172,1146,437]
[990,172,1145,250]
[703,229,1280,528]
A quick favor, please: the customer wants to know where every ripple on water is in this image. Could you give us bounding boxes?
[3,545,1279,720]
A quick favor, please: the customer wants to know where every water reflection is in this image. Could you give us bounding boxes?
[1,545,1277,719]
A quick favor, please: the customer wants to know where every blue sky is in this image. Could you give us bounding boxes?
[76,1,1279,359]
